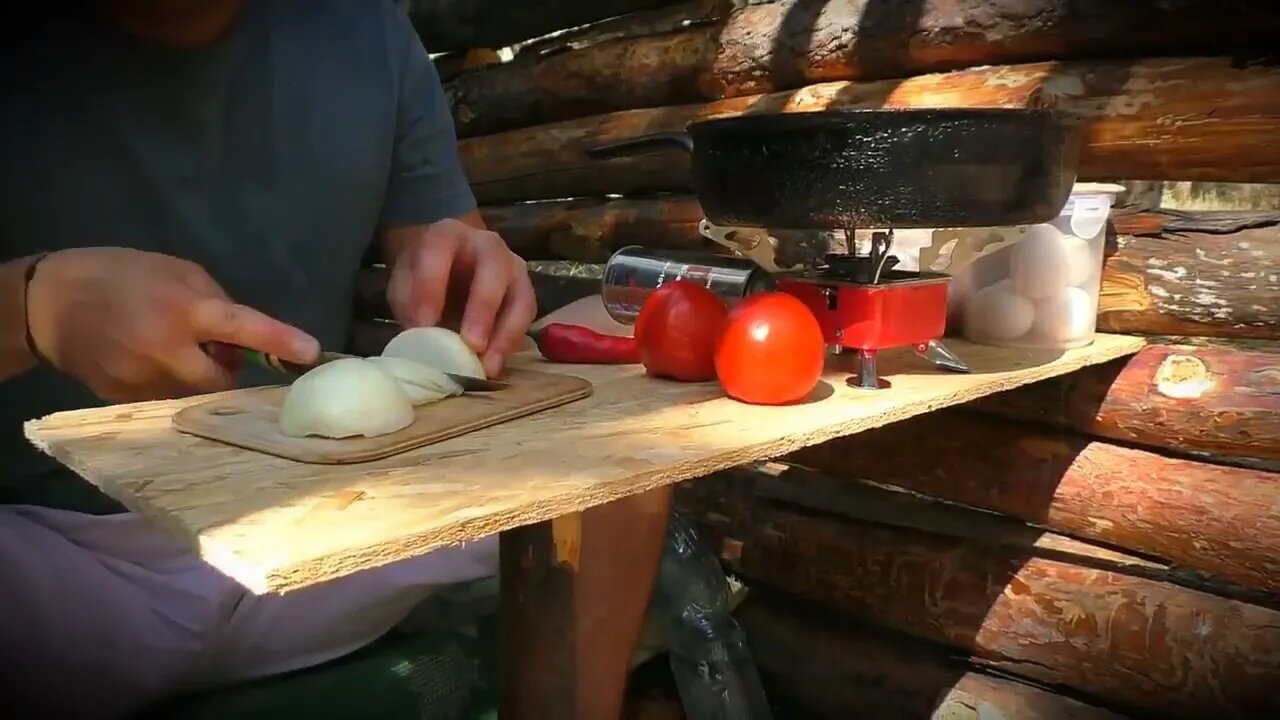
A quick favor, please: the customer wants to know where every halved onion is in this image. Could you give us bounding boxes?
[279,358,415,439]
[381,326,485,378]
[365,355,462,405]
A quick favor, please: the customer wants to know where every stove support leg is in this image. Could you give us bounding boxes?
[849,349,880,390]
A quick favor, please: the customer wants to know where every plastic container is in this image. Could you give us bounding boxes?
[922,183,1124,350]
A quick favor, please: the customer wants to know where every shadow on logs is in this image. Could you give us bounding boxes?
[459,57,1280,204]
[786,409,1280,596]
[676,466,1280,719]
[737,590,1126,720]
[445,0,1280,139]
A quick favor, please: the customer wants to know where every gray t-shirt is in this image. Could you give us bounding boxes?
[0,1,477,510]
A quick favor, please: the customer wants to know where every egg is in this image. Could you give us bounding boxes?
[1032,286,1096,344]
[1062,235,1100,287]
[964,280,1035,342]
[1010,224,1071,300]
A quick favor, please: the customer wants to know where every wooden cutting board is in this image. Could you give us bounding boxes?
[171,367,593,464]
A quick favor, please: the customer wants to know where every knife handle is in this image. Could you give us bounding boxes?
[201,342,309,376]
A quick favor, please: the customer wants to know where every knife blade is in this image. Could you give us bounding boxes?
[202,343,510,391]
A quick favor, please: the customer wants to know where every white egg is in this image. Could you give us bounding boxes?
[964,280,1035,342]
[1032,286,1097,345]
[1062,235,1100,287]
[1010,224,1071,300]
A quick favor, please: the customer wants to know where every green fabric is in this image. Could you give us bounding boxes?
[142,624,500,720]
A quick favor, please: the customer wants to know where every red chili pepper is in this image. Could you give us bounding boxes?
[528,323,640,364]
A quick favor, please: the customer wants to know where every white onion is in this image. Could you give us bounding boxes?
[394,382,443,406]
[279,358,415,439]
[366,355,462,405]
[382,326,486,378]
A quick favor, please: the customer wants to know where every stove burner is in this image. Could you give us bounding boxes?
[812,253,902,284]
[803,229,899,284]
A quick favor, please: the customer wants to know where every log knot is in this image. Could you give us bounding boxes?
[1153,354,1213,400]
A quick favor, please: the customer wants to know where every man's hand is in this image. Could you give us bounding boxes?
[385,219,536,377]
[26,247,319,403]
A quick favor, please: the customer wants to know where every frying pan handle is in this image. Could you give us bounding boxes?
[585,131,694,160]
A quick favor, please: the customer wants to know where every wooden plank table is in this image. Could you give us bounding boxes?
[25,333,1144,594]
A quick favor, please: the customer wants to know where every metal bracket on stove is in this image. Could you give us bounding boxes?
[698,219,784,273]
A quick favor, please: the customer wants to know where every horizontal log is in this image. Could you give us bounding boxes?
[509,0,724,63]
[346,265,601,355]
[966,341,1280,466]
[486,197,708,262]
[367,198,712,265]
[354,202,1280,340]
[404,0,681,52]
[678,471,1280,718]
[786,411,1280,595]
[446,0,1278,137]
[1100,214,1280,338]
[736,461,1269,605]
[458,57,1280,204]
[738,592,1127,720]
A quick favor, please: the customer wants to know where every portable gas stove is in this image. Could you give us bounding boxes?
[593,107,1079,390]
[701,223,970,390]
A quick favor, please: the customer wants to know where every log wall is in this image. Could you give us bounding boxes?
[444,0,1279,138]
[401,4,1280,717]
[457,58,1280,204]
[675,465,1280,719]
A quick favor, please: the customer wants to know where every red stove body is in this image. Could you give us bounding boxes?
[774,271,952,351]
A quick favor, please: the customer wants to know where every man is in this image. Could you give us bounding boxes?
[0,1,536,717]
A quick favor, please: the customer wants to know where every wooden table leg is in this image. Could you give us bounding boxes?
[500,486,674,720]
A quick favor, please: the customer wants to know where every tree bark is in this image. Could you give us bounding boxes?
[1099,212,1280,338]
[445,0,1278,137]
[457,57,1280,204]
[786,410,1280,595]
[966,341,1280,467]
[739,593,1128,720]
[679,472,1280,719]
[404,0,682,52]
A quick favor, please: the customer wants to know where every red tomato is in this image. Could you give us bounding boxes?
[636,281,728,382]
[715,292,825,405]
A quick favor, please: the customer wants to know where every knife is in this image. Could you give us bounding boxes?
[202,342,511,392]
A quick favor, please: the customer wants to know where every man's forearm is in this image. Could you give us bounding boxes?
[0,255,39,382]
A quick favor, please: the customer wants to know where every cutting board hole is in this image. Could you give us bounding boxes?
[210,407,245,417]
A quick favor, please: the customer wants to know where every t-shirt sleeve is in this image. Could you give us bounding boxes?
[378,4,477,229]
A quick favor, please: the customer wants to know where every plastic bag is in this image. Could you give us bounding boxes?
[649,511,773,720]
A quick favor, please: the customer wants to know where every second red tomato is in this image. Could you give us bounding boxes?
[715,292,826,405]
